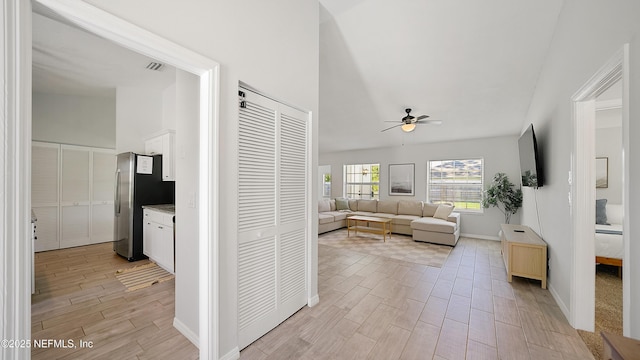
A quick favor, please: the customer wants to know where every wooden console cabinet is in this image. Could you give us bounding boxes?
[500,224,547,289]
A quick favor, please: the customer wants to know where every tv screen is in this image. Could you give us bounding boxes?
[518,124,543,188]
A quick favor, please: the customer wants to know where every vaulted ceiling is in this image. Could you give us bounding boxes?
[318,0,564,152]
[33,1,566,153]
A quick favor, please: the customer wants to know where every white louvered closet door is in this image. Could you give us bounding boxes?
[60,145,91,248]
[237,88,309,349]
[91,149,115,244]
[32,142,60,252]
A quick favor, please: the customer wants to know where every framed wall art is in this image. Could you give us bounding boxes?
[389,163,415,196]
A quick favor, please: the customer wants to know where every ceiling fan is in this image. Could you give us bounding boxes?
[381,108,442,133]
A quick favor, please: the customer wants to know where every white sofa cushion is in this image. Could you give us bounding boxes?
[423,203,439,217]
[358,199,377,213]
[318,199,331,213]
[398,200,422,216]
[392,214,421,226]
[411,217,456,234]
[377,200,398,215]
[319,213,334,224]
[325,211,347,221]
[330,199,337,211]
[349,199,358,211]
[372,213,396,219]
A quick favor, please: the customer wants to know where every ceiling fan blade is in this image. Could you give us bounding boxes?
[415,115,430,120]
[416,119,442,125]
[381,123,402,132]
[384,120,400,123]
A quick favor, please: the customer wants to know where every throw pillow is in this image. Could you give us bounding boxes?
[335,198,349,211]
[596,199,609,225]
[433,204,454,220]
[318,199,331,213]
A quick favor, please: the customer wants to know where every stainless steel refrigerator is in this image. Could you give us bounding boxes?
[114,152,175,261]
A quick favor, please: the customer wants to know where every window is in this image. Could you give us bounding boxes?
[428,159,483,212]
[344,163,380,199]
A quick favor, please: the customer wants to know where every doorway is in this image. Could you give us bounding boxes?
[4,0,220,358]
[571,45,630,337]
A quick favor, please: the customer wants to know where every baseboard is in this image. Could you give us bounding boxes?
[219,346,240,360]
[461,233,500,241]
[548,283,571,325]
[173,317,199,347]
[308,294,320,307]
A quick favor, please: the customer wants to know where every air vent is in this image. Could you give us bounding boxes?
[146,62,164,71]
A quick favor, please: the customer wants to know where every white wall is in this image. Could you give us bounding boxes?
[162,82,177,131]
[83,0,320,356]
[320,135,521,238]
[115,86,164,153]
[174,70,199,342]
[596,124,622,205]
[520,0,640,337]
[32,91,115,148]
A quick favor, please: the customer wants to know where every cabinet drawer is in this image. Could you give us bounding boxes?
[143,209,173,226]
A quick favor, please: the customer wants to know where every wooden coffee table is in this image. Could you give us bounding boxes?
[347,215,392,242]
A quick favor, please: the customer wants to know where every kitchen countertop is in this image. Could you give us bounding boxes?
[142,204,175,214]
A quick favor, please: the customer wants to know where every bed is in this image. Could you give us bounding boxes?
[595,201,623,276]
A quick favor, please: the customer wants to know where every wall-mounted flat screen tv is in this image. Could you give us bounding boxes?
[518,124,543,188]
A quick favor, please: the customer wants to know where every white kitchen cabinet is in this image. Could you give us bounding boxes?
[143,208,174,273]
[144,130,175,181]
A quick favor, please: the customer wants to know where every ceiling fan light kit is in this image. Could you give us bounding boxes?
[401,123,416,132]
[381,108,441,133]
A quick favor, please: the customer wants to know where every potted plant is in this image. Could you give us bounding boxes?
[482,173,522,224]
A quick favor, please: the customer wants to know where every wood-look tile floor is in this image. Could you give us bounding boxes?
[31,242,198,360]
[241,237,595,360]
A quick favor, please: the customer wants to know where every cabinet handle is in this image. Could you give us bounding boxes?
[158,226,163,229]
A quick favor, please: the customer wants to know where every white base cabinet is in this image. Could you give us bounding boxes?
[143,208,174,273]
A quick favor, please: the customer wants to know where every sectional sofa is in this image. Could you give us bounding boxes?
[318,198,460,246]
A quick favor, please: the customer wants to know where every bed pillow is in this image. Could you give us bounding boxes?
[596,199,609,225]
[335,198,350,211]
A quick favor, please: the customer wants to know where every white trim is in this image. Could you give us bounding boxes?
[570,46,627,332]
[460,233,500,241]
[548,283,571,323]
[219,347,240,360]
[17,1,221,359]
[595,98,622,111]
[620,45,631,337]
[173,317,199,347]
[1,1,33,358]
[308,294,320,307]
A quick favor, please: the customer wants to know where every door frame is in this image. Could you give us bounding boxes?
[570,44,629,333]
[1,0,220,358]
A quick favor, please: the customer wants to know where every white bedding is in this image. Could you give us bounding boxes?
[595,223,623,259]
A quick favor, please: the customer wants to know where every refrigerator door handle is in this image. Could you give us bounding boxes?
[115,169,121,215]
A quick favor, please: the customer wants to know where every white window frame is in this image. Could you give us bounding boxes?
[343,163,380,200]
[427,158,484,213]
